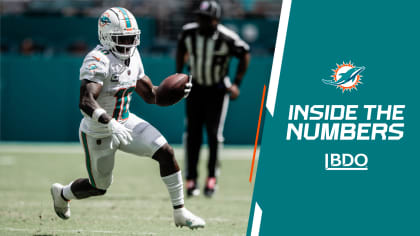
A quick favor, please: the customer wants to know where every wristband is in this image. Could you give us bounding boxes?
[92,108,107,122]
[223,76,232,88]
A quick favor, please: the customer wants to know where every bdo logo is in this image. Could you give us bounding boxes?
[325,153,368,170]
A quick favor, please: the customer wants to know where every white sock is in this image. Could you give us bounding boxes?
[62,182,76,200]
[161,171,184,207]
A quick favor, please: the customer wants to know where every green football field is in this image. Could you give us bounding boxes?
[0,143,256,236]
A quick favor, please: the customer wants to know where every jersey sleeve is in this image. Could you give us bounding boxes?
[79,51,109,85]
[220,25,250,58]
[229,35,250,58]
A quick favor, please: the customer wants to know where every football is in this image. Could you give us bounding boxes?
[156,73,189,106]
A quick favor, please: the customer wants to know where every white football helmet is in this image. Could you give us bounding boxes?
[98,7,140,60]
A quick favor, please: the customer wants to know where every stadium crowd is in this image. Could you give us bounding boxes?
[0,0,281,56]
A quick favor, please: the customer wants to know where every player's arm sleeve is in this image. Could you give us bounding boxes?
[79,54,109,85]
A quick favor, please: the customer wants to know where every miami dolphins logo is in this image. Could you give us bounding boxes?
[99,13,111,27]
[88,64,97,70]
[322,62,365,92]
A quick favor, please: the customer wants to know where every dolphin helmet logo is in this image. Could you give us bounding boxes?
[322,62,365,92]
[99,13,112,27]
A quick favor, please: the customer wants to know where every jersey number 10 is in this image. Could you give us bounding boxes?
[112,87,135,120]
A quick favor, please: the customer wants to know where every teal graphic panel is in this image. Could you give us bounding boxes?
[249,0,420,235]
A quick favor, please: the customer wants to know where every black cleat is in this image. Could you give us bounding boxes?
[186,180,200,197]
[204,177,217,198]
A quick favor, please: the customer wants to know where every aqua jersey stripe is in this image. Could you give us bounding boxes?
[117,7,132,28]
[81,132,97,188]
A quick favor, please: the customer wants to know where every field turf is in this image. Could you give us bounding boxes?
[0,143,255,236]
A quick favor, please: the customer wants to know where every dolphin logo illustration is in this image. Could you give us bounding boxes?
[322,66,365,86]
[100,16,112,25]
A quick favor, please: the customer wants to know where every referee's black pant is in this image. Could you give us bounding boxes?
[185,83,229,181]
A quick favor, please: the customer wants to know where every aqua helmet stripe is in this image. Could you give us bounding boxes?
[117,7,132,29]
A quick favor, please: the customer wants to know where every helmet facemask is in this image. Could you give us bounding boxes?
[108,31,140,60]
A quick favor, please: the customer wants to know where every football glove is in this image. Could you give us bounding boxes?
[183,75,193,98]
[108,119,133,149]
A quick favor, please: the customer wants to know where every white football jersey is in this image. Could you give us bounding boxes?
[79,45,145,138]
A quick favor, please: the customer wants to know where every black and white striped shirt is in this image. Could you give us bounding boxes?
[177,22,250,86]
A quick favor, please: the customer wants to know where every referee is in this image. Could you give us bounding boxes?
[176,0,250,197]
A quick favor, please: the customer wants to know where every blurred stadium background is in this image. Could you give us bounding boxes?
[0,0,282,144]
[0,1,280,235]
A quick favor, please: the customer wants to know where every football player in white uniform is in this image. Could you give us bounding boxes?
[50,7,205,229]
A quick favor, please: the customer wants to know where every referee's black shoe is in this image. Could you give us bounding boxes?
[186,179,200,197]
[204,177,217,197]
